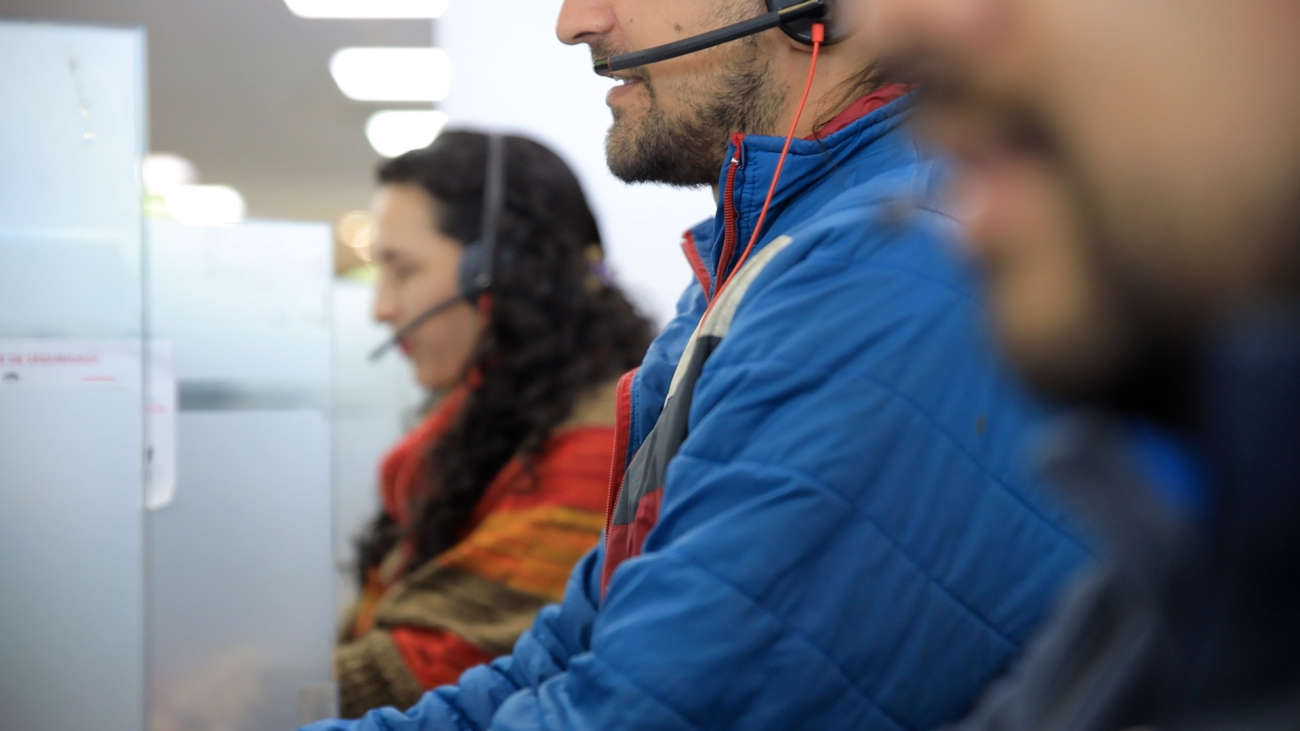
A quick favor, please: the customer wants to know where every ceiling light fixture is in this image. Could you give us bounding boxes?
[336,210,374,262]
[164,185,247,226]
[329,47,451,102]
[284,0,450,19]
[142,153,198,195]
[365,110,449,158]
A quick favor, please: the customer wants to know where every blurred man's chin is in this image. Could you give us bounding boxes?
[1003,315,1196,427]
[998,316,1131,409]
[1010,350,1113,408]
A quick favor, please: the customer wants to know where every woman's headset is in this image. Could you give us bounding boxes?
[594,0,843,77]
[371,134,507,361]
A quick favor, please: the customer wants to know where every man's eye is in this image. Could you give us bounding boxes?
[393,266,415,280]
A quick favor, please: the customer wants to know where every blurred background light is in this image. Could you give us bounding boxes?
[336,210,374,264]
[284,0,450,18]
[365,109,448,158]
[143,153,199,195]
[164,185,247,226]
[329,47,450,102]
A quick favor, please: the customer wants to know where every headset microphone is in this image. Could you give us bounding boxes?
[594,0,836,77]
[370,133,508,362]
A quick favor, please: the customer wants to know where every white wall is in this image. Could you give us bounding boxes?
[437,1,716,326]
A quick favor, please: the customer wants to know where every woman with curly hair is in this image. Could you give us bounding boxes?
[337,131,654,718]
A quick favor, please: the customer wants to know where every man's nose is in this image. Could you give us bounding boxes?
[557,0,616,46]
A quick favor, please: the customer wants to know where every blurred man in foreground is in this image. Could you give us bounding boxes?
[867,1,1300,728]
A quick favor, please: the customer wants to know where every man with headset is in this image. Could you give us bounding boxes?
[303,1,1087,729]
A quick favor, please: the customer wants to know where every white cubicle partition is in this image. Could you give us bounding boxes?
[146,218,337,730]
[0,20,148,731]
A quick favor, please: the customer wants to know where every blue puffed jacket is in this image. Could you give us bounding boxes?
[305,95,1089,731]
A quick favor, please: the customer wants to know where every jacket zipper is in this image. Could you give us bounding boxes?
[714,134,745,300]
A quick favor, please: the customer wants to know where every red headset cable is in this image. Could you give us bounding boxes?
[710,22,825,311]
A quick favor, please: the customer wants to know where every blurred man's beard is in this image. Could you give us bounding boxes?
[1010,157,1222,427]
[605,40,783,187]
[913,56,1300,426]
[918,82,1201,422]
[1035,134,1300,427]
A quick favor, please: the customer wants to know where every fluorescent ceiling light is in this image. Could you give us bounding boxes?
[330,47,451,102]
[366,110,449,158]
[164,185,246,226]
[285,0,449,18]
[336,211,374,262]
[142,153,197,194]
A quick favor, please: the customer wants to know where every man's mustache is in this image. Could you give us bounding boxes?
[589,40,649,82]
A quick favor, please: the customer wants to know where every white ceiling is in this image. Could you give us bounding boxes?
[1,0,433,224]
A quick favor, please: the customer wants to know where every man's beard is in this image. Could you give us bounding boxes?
[1005,135,1207,425]
[917,74,1206,424]
[1065,173,1300,428]
[909,52,1300,427]
[604,38,785,187]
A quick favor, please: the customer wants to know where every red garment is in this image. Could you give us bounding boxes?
[810,83,913,139]
[351,386,614,697]
[391,627,495,690]
[380,388,469,525]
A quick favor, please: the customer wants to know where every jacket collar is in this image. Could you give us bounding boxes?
[683,90,919,297]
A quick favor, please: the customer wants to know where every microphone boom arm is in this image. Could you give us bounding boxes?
[368,295,464,362]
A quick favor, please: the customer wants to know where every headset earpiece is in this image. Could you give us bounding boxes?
[458,133,507,303]
[768,0,844,46]
[456,240,491,302]
[369,133,507,362]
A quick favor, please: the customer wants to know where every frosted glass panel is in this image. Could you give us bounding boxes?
[0,20,146,731]
[0,387,145,731]
[0,23,145,234]
[149,411,335,731]
[147,219,336,730]
[0,233,141,336]
[148,219,333,388]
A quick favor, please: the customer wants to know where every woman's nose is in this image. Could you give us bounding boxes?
[373,282,399,325]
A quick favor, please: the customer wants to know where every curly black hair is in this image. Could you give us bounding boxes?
[354,131,656,585]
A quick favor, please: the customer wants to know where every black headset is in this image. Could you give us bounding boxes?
[371,133,507,362]
[593,0,843,77]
